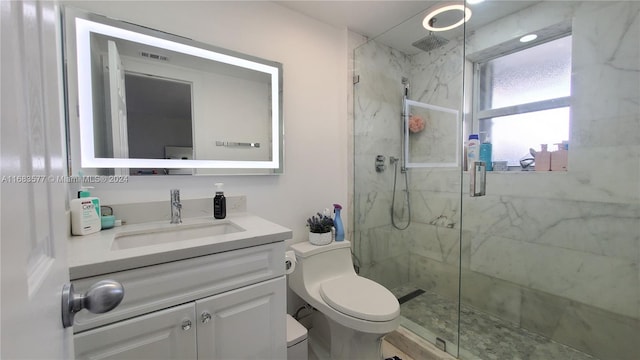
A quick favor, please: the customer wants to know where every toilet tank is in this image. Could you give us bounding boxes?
[290,241,355,283]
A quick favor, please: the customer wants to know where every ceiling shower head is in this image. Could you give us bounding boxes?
[412,17,450,52]
[412,34,449,52]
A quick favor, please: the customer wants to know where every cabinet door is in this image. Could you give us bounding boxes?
[75,303,197,360]
[196,277,286,360]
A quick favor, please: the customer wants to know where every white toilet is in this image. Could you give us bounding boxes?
[288,240,400,359]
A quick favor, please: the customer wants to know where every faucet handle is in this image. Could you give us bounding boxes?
[170,189,182,224]
[170,188,180,200]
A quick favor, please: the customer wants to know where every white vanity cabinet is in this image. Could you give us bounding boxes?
[196,277,285,359]
[75,303,198,359]
[71,242,287,360]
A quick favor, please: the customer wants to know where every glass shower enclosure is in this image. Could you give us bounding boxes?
[352,1,639,359]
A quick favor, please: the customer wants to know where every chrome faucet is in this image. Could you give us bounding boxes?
[170,189,182,224]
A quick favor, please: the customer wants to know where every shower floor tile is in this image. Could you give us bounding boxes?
[391,285,596,360]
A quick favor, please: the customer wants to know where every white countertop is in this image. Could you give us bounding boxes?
[67,213,292,280]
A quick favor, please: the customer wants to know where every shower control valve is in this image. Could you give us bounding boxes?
[375,155,386,172]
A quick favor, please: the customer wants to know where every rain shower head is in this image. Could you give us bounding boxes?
[412,34,449,52]
[412,17,450,52]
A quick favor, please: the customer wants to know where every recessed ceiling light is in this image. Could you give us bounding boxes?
[520,34,538,43]
[466,0,485,4]
[423,5,472,32]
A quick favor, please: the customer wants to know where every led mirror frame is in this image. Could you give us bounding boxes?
[74,16,282,170]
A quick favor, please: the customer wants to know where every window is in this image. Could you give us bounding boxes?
[474,35,572,166]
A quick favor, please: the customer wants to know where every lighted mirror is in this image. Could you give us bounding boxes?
[63,8,283,175]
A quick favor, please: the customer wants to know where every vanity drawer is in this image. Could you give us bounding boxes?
[72,241,285,333]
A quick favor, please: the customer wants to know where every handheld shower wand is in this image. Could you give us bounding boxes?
[391,77,411,230]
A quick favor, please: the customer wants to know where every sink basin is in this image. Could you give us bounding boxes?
[111,221,245,250]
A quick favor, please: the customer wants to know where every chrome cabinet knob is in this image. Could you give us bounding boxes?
[182,320,192,331]
[201,312,212,324]
[61,280,124,328]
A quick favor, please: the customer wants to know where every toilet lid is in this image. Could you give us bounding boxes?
[319,276,399,322]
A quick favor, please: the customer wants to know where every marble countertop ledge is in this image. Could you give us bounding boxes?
[67,213,292,280]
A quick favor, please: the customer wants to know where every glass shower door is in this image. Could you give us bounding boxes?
[352,7,466,355]
[458,1,640,359]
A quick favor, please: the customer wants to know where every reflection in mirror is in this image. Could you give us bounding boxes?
[125,74,193,174]
[64,8,283,175]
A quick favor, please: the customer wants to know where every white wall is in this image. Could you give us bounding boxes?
[64,1,350,244]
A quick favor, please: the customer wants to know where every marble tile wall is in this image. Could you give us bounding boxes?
[353,38,409,286]
[353,1,639,359]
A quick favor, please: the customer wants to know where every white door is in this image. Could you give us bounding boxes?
[1,0,73,358]
[107,40,129,159]
[107,40,129,176]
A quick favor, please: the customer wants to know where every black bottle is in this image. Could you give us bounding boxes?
[213,183,226,219]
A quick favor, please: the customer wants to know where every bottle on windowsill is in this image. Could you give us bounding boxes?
[550,142,568,171]
[535,144,551,171]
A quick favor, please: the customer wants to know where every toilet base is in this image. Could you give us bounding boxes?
[311,311,385,360]
[329,319,384,360]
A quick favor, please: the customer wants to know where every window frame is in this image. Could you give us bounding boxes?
[471,33,573,168]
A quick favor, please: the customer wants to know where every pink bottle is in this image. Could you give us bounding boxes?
[551,143,568,171]
[535,144,551,171]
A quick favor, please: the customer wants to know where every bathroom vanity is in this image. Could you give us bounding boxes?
[67,213,291,359]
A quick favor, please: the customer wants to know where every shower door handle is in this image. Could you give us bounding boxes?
[470,161,486,197]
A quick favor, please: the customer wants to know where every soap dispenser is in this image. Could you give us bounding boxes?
[550,142,568,171]
[213,183,226,219]
[535,144,551,171]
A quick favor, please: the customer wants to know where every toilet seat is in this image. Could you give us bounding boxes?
[319,275,399,322]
